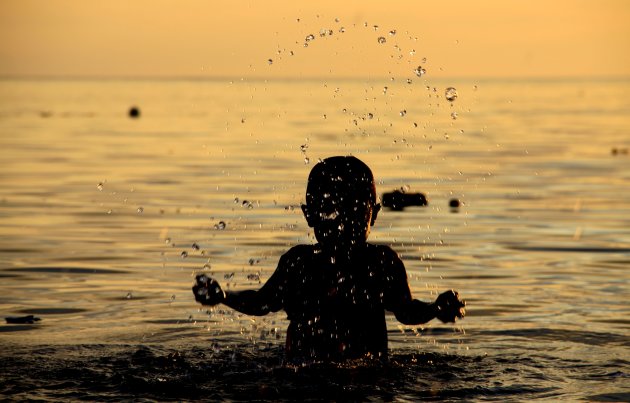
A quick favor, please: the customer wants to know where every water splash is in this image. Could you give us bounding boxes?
[414,66,426,77]
[445,87,458,102]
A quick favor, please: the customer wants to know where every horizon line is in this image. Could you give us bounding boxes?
[1,73,629,83]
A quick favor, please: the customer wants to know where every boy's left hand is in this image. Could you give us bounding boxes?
[434,290,466,323]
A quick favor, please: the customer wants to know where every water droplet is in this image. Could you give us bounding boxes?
[165,237,171,245]
[192,243,200,250]
[389,30,397,36]
[136,207,144,214]
[170,294,176,301]
[383,86,388,94]
[451,112,458,120]
[214,221,226,230]
[406,79,413,84]
[339,27,346,33]
[300,144,308,152]
[234,197,239,204]
[181,251,188,258]
[224,272,234,280]
[445,87,458,102]
[97,182,104,191]
[305,34,315,42]
[377,36,386,44]
[367,112,374,119]
[126,292,133,299]
[267,59,273,65]
[414,66,426,77]
[203,263,211,270]
[399,110,407,117]
[304,157,310,165]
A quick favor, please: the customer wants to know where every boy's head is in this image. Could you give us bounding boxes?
[302,156,381,251]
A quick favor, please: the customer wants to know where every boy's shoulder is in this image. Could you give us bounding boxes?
[281,244,317,261]
[282,243,400,258]
[367,243,401,259]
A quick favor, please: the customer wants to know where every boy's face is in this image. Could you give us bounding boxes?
[302,181,381,252]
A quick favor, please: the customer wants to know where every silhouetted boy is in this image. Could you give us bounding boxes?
[193,156,465,361]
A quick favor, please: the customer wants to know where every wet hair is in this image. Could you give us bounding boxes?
[305,156,377,207]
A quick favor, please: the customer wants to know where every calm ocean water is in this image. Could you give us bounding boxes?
[0,77,629,401]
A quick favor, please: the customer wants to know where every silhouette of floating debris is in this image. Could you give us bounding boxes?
[5,315,41,324]
[449,198,461,208]
[382,190,428,211]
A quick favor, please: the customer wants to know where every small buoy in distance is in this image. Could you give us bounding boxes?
[382,190,428,211]
[449,198,461,209]
[128,106,140,118]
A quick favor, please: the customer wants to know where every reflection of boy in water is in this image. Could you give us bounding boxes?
[193,156,465,361]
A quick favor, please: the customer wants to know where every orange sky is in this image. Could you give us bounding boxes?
[1,0,629,79]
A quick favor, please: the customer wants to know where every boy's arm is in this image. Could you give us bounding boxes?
[382,248,465,325]
[193,254,290,316]
[392,290,465,325]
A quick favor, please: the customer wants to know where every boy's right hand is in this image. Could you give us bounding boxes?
[192,274,225,306]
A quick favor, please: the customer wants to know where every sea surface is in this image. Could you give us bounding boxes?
[0,77,629,401]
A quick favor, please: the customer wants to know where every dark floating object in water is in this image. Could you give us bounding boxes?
[449,198,461,209]
[382,190,428,211]
[611,147,628,156]
[5,315,41,324]
[128,106,141,118]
